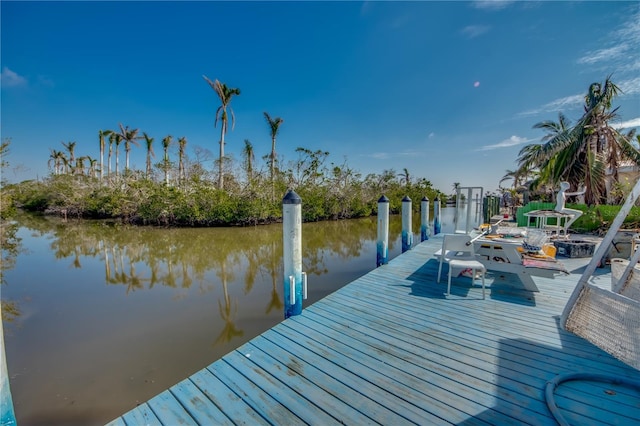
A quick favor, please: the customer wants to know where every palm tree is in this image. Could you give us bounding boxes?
[61,141,77,175]
[117,124,141,172]
[242,139,255,182]
[107,132,116,177]
[98,130,112,180]
[177,136,187,184]
[75,156,87,176]
[114,133,123,177]
[203,75,240,190]
[499,169,523,189]
[142,132,155,179]
[518,76,640,204]
[48,149,65,175]
[162,135,173,185]
[517,112,572,190]
[87,157,98,178]
[398,168,411,187]
[264,112,284,185]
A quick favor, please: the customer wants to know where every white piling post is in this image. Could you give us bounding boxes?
[1,306,16,426]
[376,195,389,267]
[283,190,303,318]
[421,196,430,241]
[433,196,441,235]
[466,188,473,234]
[402,196,413,252]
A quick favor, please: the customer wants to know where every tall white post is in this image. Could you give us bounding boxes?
[402,196,413,252]
[283,190,303,318]
[421,196,430,241]
[1,307,16,426]
[466,188,473,234]
[433,196,442,235]
[376,195,389,267]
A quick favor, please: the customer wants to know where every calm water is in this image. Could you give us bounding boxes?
[1,206,473,425]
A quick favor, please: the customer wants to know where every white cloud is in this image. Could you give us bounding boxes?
[518,94,584,117]
[577,6,640,70]
[428,132,436,139]
[472,1,514,11]
[1,67,27,88]
[577,45,628,65]
[478,135,533,151]
[461,25,490,38]
[614,117,640,130]
[619,77,640,96]
[370,152,390,160]
[364,150,425,160]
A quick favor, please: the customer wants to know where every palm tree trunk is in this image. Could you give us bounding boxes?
[99,134,104,181]
[219,122,226,189]
[271,136,276,184]
[164,150,169,186]
[107,143,112,177]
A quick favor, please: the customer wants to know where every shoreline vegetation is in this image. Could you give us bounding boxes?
[1,161,445,227]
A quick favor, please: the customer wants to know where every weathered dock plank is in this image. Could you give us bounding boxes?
[107,235,640,425]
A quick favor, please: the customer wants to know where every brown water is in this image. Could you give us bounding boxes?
[1,210,462,425]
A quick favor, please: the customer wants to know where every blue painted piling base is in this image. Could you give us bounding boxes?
[421,225,429,241]
[376,241,388,267]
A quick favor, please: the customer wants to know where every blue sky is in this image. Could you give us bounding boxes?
[2,1,639,194]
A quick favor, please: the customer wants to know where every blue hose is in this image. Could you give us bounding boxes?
[545,373,640,426]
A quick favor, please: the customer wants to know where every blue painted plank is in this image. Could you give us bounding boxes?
[325,286,631,373]
[104,417,127,426]
[169,379,233,425]
[146,390,196,425]
[220,350,342,425]
[188,368,270,425]
[241,338,383,424]
[336,273,632,369]
[206,358,302,424]
[288,312,546,424]
[254,330,437,425]
[119,402,161,426]
[272,321,496,425]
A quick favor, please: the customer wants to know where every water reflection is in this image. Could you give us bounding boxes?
[2,208,462,426]
[1,220,23,323]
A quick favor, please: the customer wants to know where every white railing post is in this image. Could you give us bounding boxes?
[402,196,413,252]
[433,196,441,235]
[283,190,303,318]
[377,195,389,267]
[421,196,430,241]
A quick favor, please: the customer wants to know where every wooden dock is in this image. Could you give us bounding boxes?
[107,236,640,425]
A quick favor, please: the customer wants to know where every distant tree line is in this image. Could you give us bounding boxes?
[2,139,444,226]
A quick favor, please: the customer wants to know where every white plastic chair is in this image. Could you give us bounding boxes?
[437,234,487,299]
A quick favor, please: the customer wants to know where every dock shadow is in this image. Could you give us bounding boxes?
[453,332,640,425]
[403,258,537,306]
